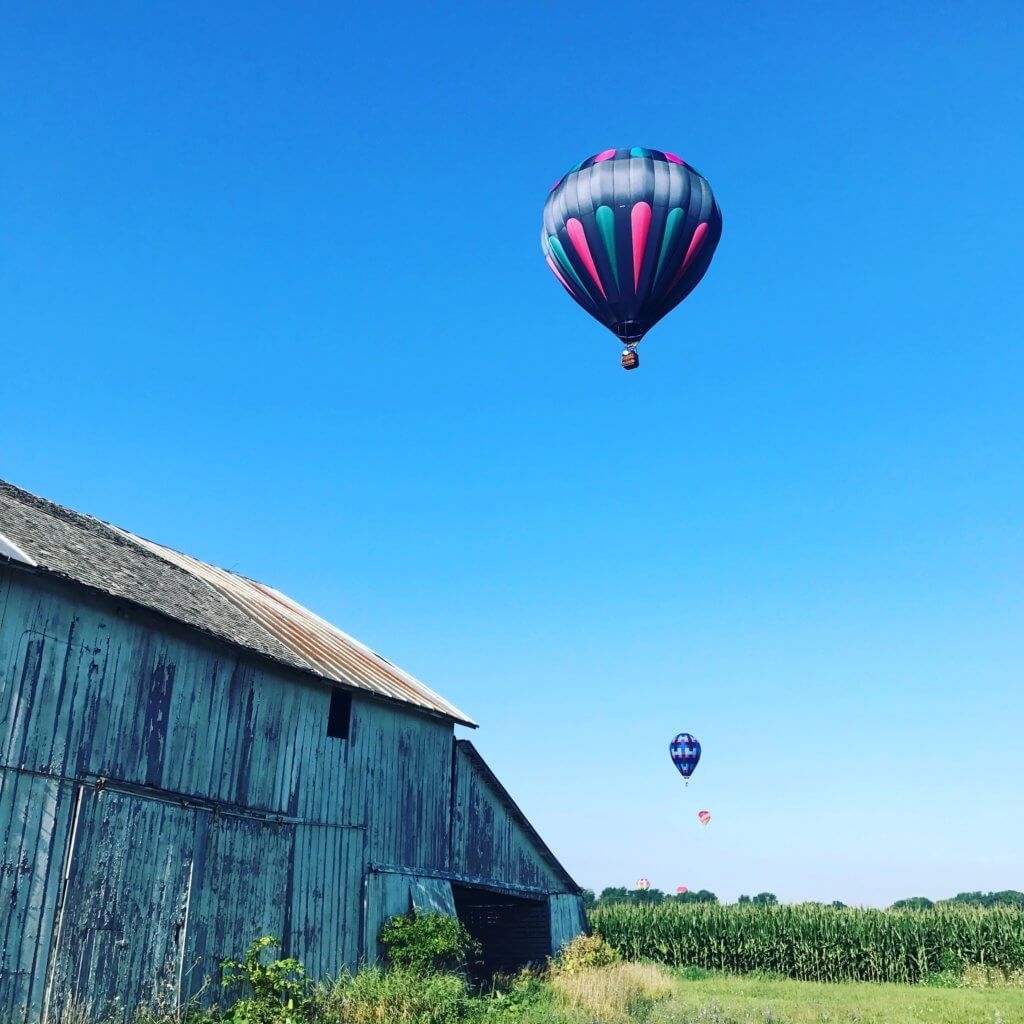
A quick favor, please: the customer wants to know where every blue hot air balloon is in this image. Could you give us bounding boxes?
[670,733,701,785]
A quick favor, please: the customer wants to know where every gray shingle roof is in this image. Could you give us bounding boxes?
[0,480,474,726]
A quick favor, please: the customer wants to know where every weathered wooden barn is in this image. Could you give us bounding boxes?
[0,480,585,1020]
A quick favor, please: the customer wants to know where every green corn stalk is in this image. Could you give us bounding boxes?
[588,902,1024,984]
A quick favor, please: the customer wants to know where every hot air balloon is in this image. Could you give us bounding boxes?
[542,147,722,370]
[698,810,711,827]
[636,878,651,891]
[670,733,701,785]
[677,886,688,894]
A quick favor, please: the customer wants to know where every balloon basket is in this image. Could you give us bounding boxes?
[621,348,640,371]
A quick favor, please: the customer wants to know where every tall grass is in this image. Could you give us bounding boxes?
[589,903,1024,984]
[550,962,673,1021]
[314,967,472,1023]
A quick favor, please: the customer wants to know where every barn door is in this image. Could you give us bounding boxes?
[182,812,295,990]
[451,884,551,975]
[0,771,76,1023]
[288,825,366,979]
[45,787,197,1019]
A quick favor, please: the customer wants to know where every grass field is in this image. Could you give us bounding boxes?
[651,970,1024,1024]
[477,963,1024,1023]
[65,962,1024,1023]
[63,917,1024,1024]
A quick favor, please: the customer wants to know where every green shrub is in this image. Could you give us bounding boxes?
[379,911,480,974]
[552,933,620,975]
[219,936,309,1023]
[472,969,551,1023]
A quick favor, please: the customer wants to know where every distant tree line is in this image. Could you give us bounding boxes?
[580,888,1024,911]
[890,891,1024,910]
[582,888,784,909]
[581,887,720,909]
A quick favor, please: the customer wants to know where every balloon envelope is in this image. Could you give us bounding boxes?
[698,810,711,826]
[542,148,722,356]
[670,733,701,780]
[677,886,688,894]
[636,878,651,890]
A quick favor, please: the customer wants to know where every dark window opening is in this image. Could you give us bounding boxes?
[451,884,550,976]
[327,689,351,739]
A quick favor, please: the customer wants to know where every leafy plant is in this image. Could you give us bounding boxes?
[552,933,620,976]
[219,937,308,1024]
[379,911,480,974]
[474,969,550,1022]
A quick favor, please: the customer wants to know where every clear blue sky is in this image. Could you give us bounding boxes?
[3,2,1023,907]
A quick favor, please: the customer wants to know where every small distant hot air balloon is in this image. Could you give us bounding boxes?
[670,733,701,785]
[677,886,688,894]
[636,878,651,891]
[698,810,711,827]
[542,147,723,370]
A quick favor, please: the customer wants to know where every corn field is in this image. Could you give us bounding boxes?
[589,903,1024,983]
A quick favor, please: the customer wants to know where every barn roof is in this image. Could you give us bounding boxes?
[0,480,475,726]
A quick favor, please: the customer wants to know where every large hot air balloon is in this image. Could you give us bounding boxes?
[670,733,701,785]
[698,810,711,827]
[636,878,651,891]
[677,886,688,894]
[542,147,722,370]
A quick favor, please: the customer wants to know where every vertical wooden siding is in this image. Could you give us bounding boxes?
[0,570,367,1019]
[450,743,562,891]
[343,699,453,873]
[0,772,74,1022]
[548,893,588,954]
[0,573,350,820]
[288,823,365,979]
